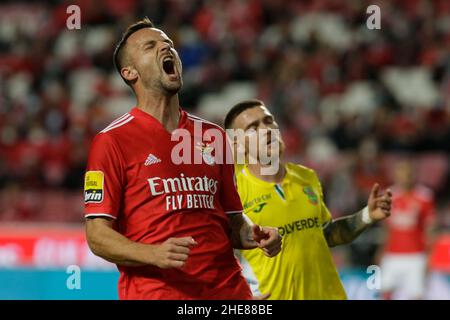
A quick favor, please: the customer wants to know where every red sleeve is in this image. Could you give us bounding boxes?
[220,135,243,215]
[84,133,124,220]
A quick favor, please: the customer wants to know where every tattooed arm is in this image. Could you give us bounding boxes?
[323,184,393,248]
[323,209,370,247]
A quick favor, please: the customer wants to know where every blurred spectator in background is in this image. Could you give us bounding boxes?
[379,159,436,300]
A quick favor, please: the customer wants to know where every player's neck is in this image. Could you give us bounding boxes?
[247,162,286,184]
[136,92,180,132]
[398,184,414,192]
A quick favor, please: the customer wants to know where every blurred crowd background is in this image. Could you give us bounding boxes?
[0,0,449,299]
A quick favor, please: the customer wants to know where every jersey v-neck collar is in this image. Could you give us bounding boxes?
[243,165,290,187]
[243,165,292,201]
[130,106,188,134]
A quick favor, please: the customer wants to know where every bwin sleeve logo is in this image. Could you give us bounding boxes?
[84,171,104,203]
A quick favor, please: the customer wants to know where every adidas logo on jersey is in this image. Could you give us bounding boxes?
[145,154,162,166]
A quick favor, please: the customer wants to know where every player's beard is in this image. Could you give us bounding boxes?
[141,72,183,95]
[140,59,183,95]
[260,138,284,162]
[159,56,183,95]
[246,137,285,165]
[160,75,183,94]
[261,130,285,161]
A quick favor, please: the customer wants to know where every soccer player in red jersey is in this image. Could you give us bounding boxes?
[84,18,281,300]
[379,160,436,300]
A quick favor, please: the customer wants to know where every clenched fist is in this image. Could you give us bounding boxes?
[149,237,197,269]
[251,225,282,258]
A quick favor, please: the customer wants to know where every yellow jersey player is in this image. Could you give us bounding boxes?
[224,99,393,300]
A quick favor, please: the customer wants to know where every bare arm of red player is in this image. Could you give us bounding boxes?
[86,217,197,268]
[228,213,282,257]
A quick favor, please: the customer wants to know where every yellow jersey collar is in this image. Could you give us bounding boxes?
[242,165,291,187]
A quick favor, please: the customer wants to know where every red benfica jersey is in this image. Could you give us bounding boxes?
[385,185,435,254]
[84,107,252,300]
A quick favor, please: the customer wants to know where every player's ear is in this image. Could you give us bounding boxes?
[121,66,138,82]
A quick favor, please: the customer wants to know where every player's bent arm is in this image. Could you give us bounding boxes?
[85,217,196,268]
[322,209,370,248]
[228,213,257,250]
[324,183,392,247]
[86,217,152,266]
[229,214,282,257]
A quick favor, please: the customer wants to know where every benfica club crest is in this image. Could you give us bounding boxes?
[195,141,215,165]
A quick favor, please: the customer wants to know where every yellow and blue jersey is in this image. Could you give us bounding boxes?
[235,163,347,300]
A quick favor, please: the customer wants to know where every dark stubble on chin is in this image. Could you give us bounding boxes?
[161,78,183,95]
[141,74,182,95]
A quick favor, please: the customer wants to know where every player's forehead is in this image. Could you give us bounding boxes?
[234,105,272,128]
[127,27,173,48]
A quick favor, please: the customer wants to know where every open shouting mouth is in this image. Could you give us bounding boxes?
[162,55,177,79]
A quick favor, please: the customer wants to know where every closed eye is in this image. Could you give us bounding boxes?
[264,115,274,124]
[163,39,174,47]
[143,40,156,50]
[245,121,259,132]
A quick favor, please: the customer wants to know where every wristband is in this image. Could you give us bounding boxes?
[362,206,373,225]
